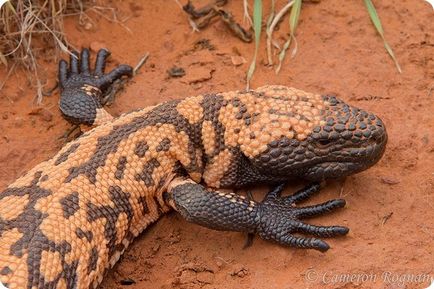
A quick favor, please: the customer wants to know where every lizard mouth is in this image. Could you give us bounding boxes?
[303,161,373,181]
[303,138,387,181]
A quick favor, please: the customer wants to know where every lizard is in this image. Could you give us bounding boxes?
[0,49,387,289]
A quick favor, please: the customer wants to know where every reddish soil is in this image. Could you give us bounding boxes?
[1,0,433,288]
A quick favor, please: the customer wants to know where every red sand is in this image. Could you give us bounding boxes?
[0,1,433,288]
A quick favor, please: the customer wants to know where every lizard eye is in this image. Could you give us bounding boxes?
[317,139,332,148]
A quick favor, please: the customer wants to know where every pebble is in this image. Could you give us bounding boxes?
[182,66,215,84]
[380,176,400,185]
[231,55,246,66]
[28,108,53,122]
[230,265,249,278]
[119,278,135,285]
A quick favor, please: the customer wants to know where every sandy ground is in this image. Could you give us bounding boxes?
[0,0,433,288]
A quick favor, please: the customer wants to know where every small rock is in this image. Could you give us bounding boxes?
[167,66,185,78]
[191,83,203,90]
[90,41,108,53]
[381,176,400,185]
[83,22,93,31]
[152,244,160,254]
[14,117,24,128]
[119,278,135,285]
[230,265,248,278]
[197,271,214,284]
[231,55,246,66]
[179,270,196,284]
[182,66,215,84]
[28,107,53,122]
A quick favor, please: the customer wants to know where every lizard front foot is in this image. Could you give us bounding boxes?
[256,183,349,252]
[168,179,348,252]
[58,48,133,126]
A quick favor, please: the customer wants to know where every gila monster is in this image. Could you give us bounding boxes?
[0,49,387,289]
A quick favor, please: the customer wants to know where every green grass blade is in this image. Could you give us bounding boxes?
[364,0,402,73]
[289,0,301,33]
[364,0,384,34]
[276,0,301,74]
[246,0,262,89]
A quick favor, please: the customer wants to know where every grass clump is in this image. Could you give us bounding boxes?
[275,0,301,74]
[245,0,262,90]
[246,0,401,86]
[0,0,94,103]
[364,0,401,73]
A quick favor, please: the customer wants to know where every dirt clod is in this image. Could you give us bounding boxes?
[168,66,186,78]
[231,55,246,66]
[29,108,53,122]
[182,66,215,84]
[380,176,401,185]
[230,265,249,278]
[119,278,135,285]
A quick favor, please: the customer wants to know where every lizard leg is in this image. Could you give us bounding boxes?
[166,178,349,252]
[58,48,133,127]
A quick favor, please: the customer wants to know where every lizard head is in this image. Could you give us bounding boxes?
[241,88,388,182]
[295,95,388,180]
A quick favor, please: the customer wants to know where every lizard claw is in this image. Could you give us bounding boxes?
[256,183,349,252]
